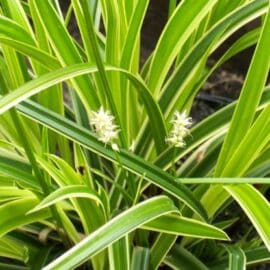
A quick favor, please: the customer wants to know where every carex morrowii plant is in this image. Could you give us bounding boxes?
[0,0,270,269]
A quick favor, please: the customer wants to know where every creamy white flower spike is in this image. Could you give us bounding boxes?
[166,110,192,148]
[129,140,136,152]
[89,107,119,146]
[111,143,120,152]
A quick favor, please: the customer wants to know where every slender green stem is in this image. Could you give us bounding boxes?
[171,147,177,176]
[109,149,133,209]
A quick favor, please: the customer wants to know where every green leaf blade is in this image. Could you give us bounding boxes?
[43,196,177,270]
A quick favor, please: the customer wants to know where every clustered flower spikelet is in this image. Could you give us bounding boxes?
[166,111,192,148]
[89,107,119,145]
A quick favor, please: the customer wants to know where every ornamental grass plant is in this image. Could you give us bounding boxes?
[0,0,270,269]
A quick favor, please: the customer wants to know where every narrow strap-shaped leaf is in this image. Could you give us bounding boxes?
[224,245,246,270]
[245,247,270,265]
[225,184,270,251]
[0,37,60,70]
[27,0,67,162]
[43,196,177,270]
[36,156,106,236]
[120,0,149,70]
[0,236,29,263]
[30,246,55,270]
[0,186,33,200]
[0,155,40,191]
[120,0,150,146]
[28,185,103,214]
[164,245,208,270]
[131,247,150,270]
[222,105,270,176]
[147,0,218,95]
[31,0,100,111]
[179,178,270,184]
[109,237,130,270]
[0,197,49,237]
[0,262,28,270]
[215,0,270,175]
[1,0,34,37]
[215,28,261,67]
[177,134,223,177]
[209,246,270,269]
[143,214,229,240]
[99,0,122,115]
[0,16,36,46]
[150,234,177,270]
